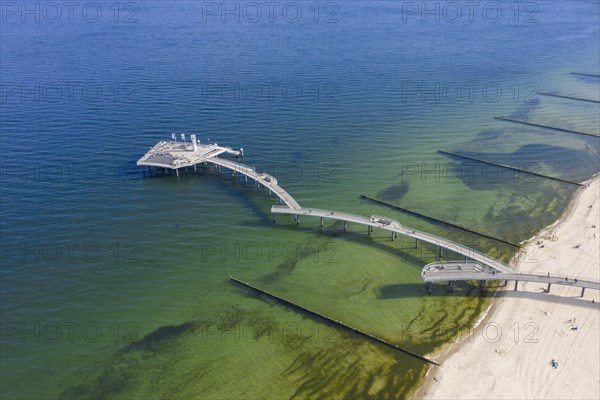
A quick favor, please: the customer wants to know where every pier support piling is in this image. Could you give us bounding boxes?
[514,281,519,291]
[344,221,347,231]
[581,287,586,297]
[320,217,324,228]
[547,283,551,293]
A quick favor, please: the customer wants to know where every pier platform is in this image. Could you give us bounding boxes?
[422,261,600,294]
[137,135,301,209]
[136,138,241,169]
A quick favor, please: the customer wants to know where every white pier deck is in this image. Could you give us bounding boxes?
[422,262,600,293]
[137,140,241,168]
[270,206,517,274]
[137,139,300,209]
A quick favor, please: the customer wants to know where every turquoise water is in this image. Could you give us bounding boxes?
[1,1,599,398]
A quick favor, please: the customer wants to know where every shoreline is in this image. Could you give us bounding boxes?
[413,176,600,399]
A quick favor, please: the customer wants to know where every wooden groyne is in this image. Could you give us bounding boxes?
[494,116,600,138]
[538,92,600,104]
[438,150,585,187]
[571,72,600,78]
[360,195,520,248]
[230,276,440,366]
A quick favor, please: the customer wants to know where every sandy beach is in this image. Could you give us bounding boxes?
[418,177,600,400]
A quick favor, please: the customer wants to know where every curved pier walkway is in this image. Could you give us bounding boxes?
[422,262,599,296]
[271,206,517,274]
[207,157,301,209]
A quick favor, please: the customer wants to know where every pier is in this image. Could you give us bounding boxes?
[271,205,517,274]
[494,116,600,138]
[137,136,301,209]
[422,262,599,296]
[139,134,600,298]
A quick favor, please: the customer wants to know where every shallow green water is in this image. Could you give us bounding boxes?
[1,1,599,399]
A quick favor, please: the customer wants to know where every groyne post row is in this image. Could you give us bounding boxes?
[230,276,440,366]
[538,92,600,104]
[494,116,599,138]
[438,150,585,187]
[360,195,520,248]
[570,72,600,78]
